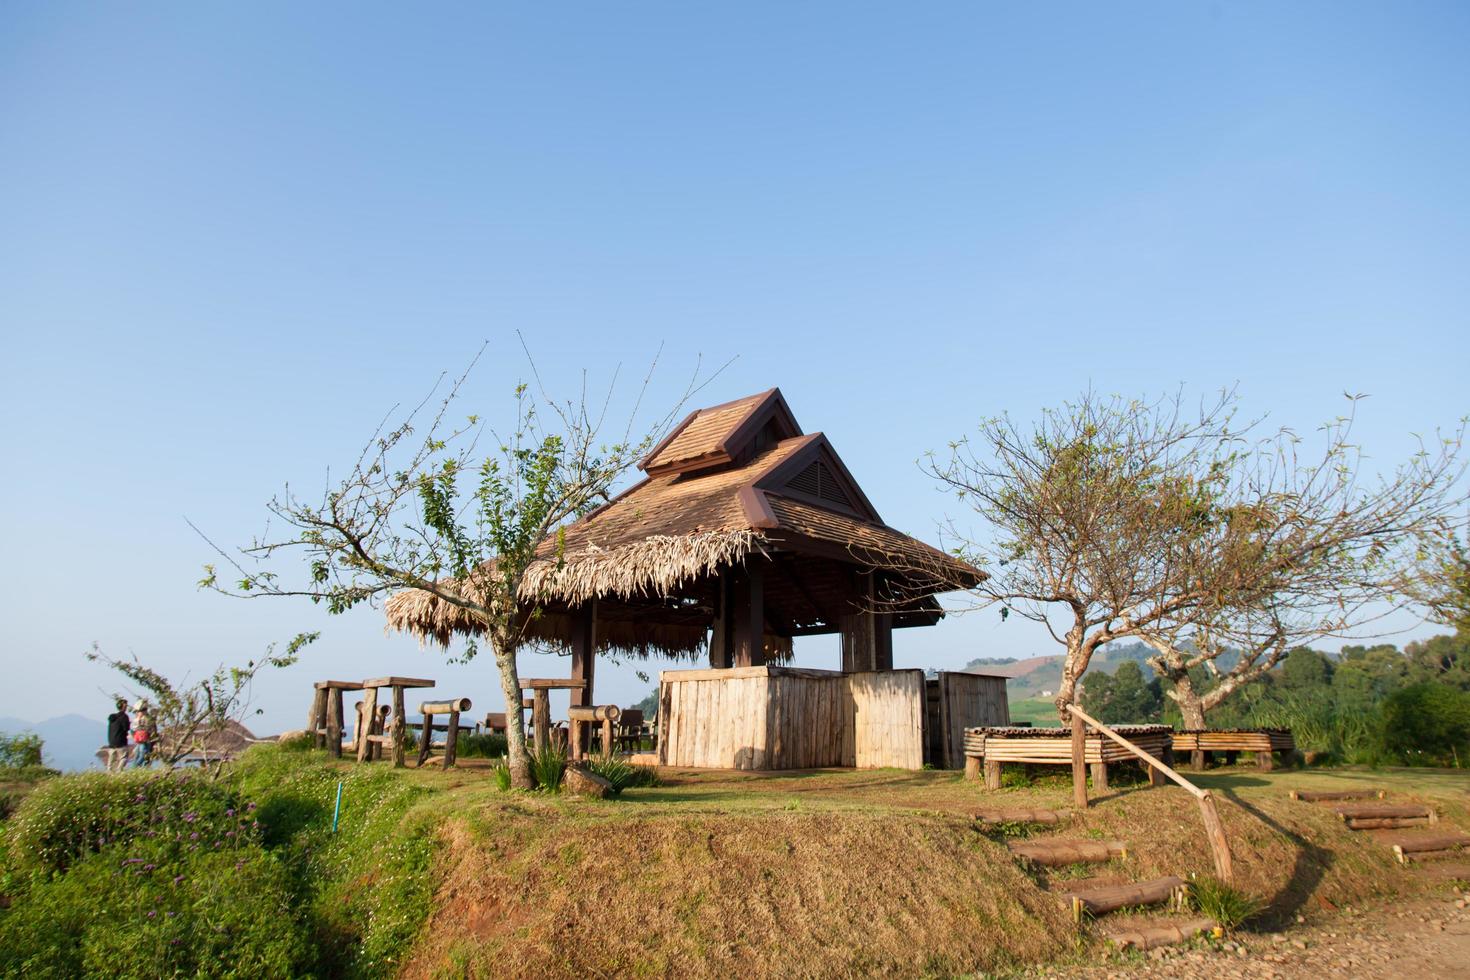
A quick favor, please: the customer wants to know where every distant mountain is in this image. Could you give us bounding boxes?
[963,642,1162,701]
[0,714,109,772]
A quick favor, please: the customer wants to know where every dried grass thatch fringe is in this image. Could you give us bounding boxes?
[383,530,768,658]
[523,530,762,606]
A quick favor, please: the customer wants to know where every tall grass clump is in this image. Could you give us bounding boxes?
[1248,693,1388,765]
[529,744,567,792]
[1187,876,1263,930]
[583,755,660,795]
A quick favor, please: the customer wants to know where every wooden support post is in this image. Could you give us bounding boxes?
[357,687,379,762]
[391,686,407,768]
[984,759,1002,790]
[733,563,766,668]
[709,571,733,669]
[308,688,328,748]
[1257,750,1274,772]
[964,755,981,781]
[1071,712,1088,809]
[444,710,460,768]
[569,712,584,760]
[1090,761,1109,791]
[1148,756,1165,787]
[532,689,551,751]
[602,716,615,760]
[416,711,435,767]
[1192,748,1205,770]
[570,601,597,748]
[325,690,344,759]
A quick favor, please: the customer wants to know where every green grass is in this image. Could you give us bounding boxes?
[1007,699,1065,726]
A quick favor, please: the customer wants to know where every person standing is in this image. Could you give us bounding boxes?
[129,701,154,769]
[105,699,130,772]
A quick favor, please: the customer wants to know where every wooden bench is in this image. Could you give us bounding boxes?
[414,698,472,768]
[1173,729,1296,770]
[963,725,1174,790]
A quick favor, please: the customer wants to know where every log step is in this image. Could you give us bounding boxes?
[1290,788,1387,802]
[1347,816,1431,831]
[973,808,1067,827]
[1009,839,1127,867]
[1061,876,1187,922]
[1386,833,1470,864]
[1106,917,1217,950]
[1332,803,1433,820]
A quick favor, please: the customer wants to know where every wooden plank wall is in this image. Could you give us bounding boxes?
[937,672,1011,769]
[657,666,923,770]
[850,670,925,769]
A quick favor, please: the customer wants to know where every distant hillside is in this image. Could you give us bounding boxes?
[963,642,1159,701]
[0,714,108,772]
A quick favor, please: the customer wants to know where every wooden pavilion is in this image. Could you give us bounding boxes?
[386,388,1007,769]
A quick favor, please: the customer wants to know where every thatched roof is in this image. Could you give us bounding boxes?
[385,388,982,658]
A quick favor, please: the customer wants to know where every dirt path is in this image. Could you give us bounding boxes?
[1037,886,1470,979]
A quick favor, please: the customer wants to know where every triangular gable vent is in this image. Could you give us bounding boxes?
[785,459,853,509]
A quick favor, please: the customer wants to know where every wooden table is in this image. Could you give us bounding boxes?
[520,678,585,751]
[359,676,435,767]
[308,680,363,758]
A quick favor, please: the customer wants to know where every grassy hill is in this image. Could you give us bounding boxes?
[5,745,1467,977]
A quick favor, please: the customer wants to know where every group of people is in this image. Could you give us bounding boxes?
[104,698,155,772]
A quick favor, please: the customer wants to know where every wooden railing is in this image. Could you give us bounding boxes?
[1065,703,1233,882]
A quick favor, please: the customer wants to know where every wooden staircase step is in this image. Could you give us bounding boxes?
[1290,788,1386,802]
[973,807,1068,827]
[1061,876,1187,921]
[1331,803,1432,820]
[1347,816,1432,830]
[1008,838,1127,866]
[1384,832,1470,864]
[1106,917,1217,950]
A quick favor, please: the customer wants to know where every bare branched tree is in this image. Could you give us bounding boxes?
[196,342,718,787]
[924,389,1253,717]
[87,634,313,770]
[925,389,1468,723]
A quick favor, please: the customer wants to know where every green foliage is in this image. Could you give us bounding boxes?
[1380,683,1470,766]
[582,755,660,795]
[1187,876,1263,930]
[490,758,513,792]
[0,747,439,978]
[455,732,508,759]
[7,770,248,875]
[1080,661,1163,724]
[0,848,304,979]
[529,743,568,792]
[0,732,44,770]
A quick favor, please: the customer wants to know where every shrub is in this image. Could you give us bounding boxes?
[490,758,512,792]
[582,755,660,795]
[1187,876,1262,930]
[0,847,305,979]
[0,732,44,769]
[8,770,250,874]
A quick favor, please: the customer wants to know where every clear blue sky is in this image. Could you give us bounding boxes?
[2,3,1466,735]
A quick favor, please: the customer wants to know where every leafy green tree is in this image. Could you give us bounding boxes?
[1080,661,1163,724]
[1379,682,1470,766]
[1404,632,1470,691]
[199,351,707,787]
[1332,644,1407,713]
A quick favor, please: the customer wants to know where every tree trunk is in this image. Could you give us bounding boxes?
[1053,629,1092,722]
[493,641,534,789]
[1169,672,1207,730]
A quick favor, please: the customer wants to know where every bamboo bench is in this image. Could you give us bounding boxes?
[1172,729,1296,770]
[963,725,1174,790]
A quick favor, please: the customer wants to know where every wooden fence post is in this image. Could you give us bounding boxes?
[1071,711,1088,809]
